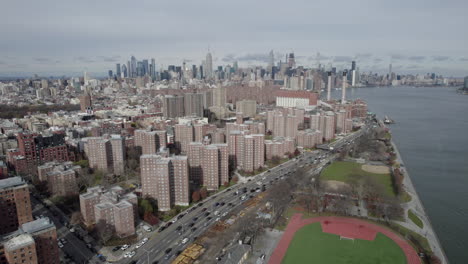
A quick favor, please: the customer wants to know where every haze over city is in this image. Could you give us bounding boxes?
[1,0,468,76]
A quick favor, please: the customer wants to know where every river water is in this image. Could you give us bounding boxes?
[330,86,468,263]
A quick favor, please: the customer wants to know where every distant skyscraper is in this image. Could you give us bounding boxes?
[342,71,347,104]
[288,53,296,68]
[268,50,275,68]
[205,52,213,79]
[351,61,356,71]
[116,63,121,77]
[130,56,137,77]
[327,72,332,101]
[151,58,156,79]
[121,64,127,78]
[108,70,113,78]
[142,59,149,76]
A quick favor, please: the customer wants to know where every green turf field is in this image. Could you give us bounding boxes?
[321,161,394,197]
[282,223,406,264]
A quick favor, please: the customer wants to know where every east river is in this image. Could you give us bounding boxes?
[331,86,468,262]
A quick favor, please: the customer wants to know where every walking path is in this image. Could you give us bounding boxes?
[392,141,448,263]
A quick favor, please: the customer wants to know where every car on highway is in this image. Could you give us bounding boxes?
[57,241,63,248]
[220,202,225,206]
[201,207,207,212]
[191,227,197,232]
[192,217,198,221]
[188,223,195,227]
[182,238,189,244]
[121,244,129,251]
[214,202,220,207]
[165,248,172,254]
[112,246,121,252]
[204,212,210,217]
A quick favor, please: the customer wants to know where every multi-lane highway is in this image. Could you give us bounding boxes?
[117,125,370,264]
[117,151,319,264]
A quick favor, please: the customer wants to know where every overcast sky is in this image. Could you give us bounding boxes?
[1,0,467,77]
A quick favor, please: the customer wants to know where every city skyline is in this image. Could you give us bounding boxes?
[1,0,468,77]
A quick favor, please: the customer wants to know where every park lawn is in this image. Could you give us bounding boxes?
[321,161,395,197]
[408,209,424,229]
[282,223,406,264]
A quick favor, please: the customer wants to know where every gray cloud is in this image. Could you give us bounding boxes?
[391,54,406,60]
[0,0,467,76]
[222,54,236,62]
[432,56,450,61]
[97,55,121,62]
[408,56,426,62]
[34,57,52,63]
[235,53,270,63]
[74,56,95,63]
[0,60,5,65]
[333,56,353,62]
[355,53,372,59]
[373,58,384,63]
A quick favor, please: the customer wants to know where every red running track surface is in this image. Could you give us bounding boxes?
[268,214,420,264]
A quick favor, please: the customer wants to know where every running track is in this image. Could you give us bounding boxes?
[268,214,420,264]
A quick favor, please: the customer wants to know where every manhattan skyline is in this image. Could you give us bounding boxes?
[1,0,468,77]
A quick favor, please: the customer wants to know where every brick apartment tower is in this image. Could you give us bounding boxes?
[0,177,33,235]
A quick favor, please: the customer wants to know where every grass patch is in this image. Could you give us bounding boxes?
[400,191,412,203]
[282,223,406,264]
[408,210,424,229]
[321,161,394,197]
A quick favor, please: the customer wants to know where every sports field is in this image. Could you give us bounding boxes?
[321,161,394,197]
[282,223,406,264]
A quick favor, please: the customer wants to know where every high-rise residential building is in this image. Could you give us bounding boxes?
[187,143,228,190]
[265,138,295,160]
[0,217,60,264]
[0,177,33,235]
[37,162,80,197]
[187,142,204,185]
[171,156,189,206]
[79,186,137,237]
[235,100,257,118]
[323,112,336,141]
[140,155,189,211]
[174,124,194,154]
[228,132,264,173]
[163,95,185,119]
[184,93,204,117]
[80,94,92,112]
[210,85,227,119]
[202,146,219,190]
[134,130,167,154]
[84,136,125,175]
[110,135,125,175]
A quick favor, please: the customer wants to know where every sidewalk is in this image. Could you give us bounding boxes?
[392,141,448,263]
